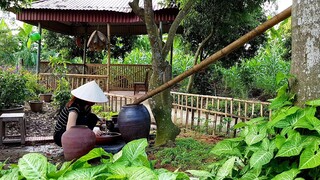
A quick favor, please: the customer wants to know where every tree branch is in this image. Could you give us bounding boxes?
[144,0,163,58]
[161,0,195,57]
[129,0,145,22]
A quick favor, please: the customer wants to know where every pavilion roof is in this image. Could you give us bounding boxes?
[28,0,173,12]
[15,0,180,36]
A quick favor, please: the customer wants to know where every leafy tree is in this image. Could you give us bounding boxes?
[0,19,19,65]
[0,0,32,11]
[183,0,272,94]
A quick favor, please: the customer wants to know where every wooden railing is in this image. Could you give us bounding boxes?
[102,93,136,112]
[40,62,84,74]
[171,92,271,137]
[39,73,108,91]
[39,62,151,91]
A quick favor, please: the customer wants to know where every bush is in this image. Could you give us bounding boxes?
[0,69,28,109]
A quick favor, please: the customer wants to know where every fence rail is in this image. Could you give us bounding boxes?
[39,62,151,91]
[171,92,271,137]
[102,93,136,112]
[39,73,108,91]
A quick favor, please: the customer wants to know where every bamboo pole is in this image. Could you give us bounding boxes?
[133,6,292,105]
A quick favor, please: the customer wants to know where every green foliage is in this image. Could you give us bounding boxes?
[0,19,19,65]
[0,0,32,10]
[154,138,215,171]
[188,78,320,179]
[53,78,71,109]
[219,19,291,99]
[0,139,190,179]
[122,35,152,64]
[91,105,118,120]
[0,68,27,109]
[183,0,268,68]
[24,71,48,100]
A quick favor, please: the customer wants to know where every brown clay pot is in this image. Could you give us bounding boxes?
[117,104,150,142]
[39,93,52,102]
[61,125,96,161]
[28,101,43,112]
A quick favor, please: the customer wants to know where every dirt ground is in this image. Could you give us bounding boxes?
[0,102,222,165]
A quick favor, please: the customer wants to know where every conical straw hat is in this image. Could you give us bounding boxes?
[71,81,108,103]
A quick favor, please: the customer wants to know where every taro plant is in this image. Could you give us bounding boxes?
[0,139,189,179]
[188,74,320,179]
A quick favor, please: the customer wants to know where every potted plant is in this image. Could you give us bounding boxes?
[27,94,44,113]
[0,69,28,113]
[39,88,53,102]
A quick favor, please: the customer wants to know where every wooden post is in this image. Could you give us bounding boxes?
[133,7,292,105]
[107,24,111,92]
[36,23,42,74]
[83,27,87,74]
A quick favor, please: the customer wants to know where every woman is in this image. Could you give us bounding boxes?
[54,81,108,147]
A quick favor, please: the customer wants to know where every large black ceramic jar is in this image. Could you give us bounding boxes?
[117,104,151,142]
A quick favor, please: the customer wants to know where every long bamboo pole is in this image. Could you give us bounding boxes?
[133,6,292,105]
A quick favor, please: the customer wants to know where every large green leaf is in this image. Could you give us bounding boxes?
[211,141,241,157]
[271,169,300,180]
[249,150,273,169]
[126,166,157,180]
[0,167,20,180]
[276,133,303,157]
[239,168,261,180]
[186,170,213,179]
[299,147,320,169]
[275,135,286,149]
[58,164,109,180]
[305,99,320,107]
[245,133,266,146]
[268,106,300,128]
[70,148,111,170]
[18,153,47,180]
[121,139,148,160]
[216,157,236,180]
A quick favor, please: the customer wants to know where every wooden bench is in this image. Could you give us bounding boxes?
[134,70,150,95]
[0,113,26,145]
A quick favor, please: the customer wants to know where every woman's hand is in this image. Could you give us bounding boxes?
[93,127,103,136]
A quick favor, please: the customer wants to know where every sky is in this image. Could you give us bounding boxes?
[277,0,292,12]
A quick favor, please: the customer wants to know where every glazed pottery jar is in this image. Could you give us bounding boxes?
[117,104,151,142]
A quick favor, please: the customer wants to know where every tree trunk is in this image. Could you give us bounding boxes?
[129,0,195,146]
[290,0,320,107]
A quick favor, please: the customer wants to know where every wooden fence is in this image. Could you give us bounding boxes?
[171,92,271,137]
[100,92,271,137]
[39,73,108,91]
[39,62,151,91]
[102,93,136,112]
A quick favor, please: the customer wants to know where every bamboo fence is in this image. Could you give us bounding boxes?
[171,92,271,137]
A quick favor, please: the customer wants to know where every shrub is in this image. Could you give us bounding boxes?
[0,69,28,109]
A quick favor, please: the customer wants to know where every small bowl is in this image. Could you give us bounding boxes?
[95,132,121,145]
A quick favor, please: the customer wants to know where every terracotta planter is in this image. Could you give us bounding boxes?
[28,101,43,112]
[61,125,96,161]
[118,104,150,142]
[39,93,52,102]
